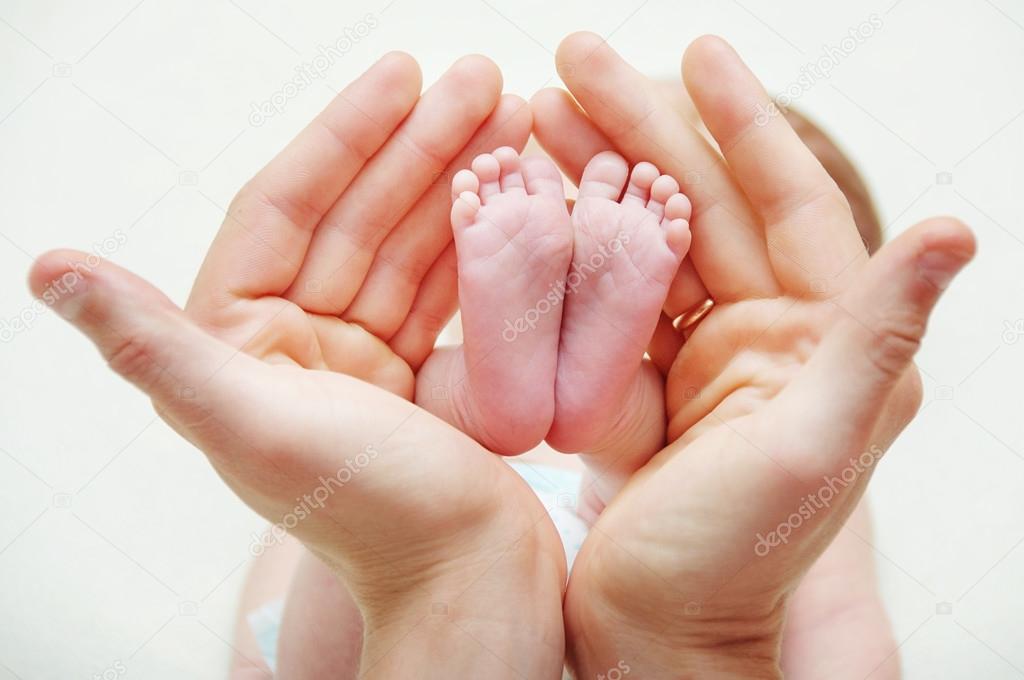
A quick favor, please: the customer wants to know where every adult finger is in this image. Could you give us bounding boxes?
[189,52,422,313]
[683,36,867,294]
[530,87,613,184]
[29,250,267,463]
[532,86,710,318]
[649,313,685,375]
[774,217,975,472]
[342,94,532,339]
[388,242,459,370]
[287,55,503,314]
[554,31,778,301]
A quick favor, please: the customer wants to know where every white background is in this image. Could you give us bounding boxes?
[1,0,1021,678]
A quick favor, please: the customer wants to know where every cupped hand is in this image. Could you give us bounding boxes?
[187,52,528,396]
[533,33,974,678]
[30,52,565,679]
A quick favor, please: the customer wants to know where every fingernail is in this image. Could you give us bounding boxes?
[917,250,965,290]
[48,268,90,320]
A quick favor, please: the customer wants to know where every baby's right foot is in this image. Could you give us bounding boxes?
[417,148,572,454]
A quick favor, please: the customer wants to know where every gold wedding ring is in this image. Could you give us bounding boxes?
[672,297,715,331]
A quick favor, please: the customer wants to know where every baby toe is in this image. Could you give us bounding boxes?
[647,175,680,219]
[471,153,502,201]
[451,168,479,201]
[664,192,692,222]
[493,146,527,195]
[577,150,629,202]
[664,218,692,257]
[622,162,659,205]
[451,190,482,230]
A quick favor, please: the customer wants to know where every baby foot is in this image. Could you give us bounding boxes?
[548,151,691,455]
[442,147,573,454]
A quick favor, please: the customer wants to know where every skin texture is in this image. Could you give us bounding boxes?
[418,147,691,466]
[531,32,974,678]
[649,76,898,680]
[550,152,691,454]
[29,52,568,680]
[417,148,574,455]
[238,40,904,680]
[29,39,973,679]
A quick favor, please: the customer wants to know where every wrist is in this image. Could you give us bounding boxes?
[565,561,785,679]
[356,523,567,679]
[361,596,563,680]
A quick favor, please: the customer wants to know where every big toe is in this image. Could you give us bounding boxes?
[493,146,527,195]
[577,150,629,202]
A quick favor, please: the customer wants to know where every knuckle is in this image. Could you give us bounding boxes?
[413,306,450,337]
[866,315,924,379]
[105,333,161,386]
[227,181,257,216]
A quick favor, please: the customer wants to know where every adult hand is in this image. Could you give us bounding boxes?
[533,33,974,678]
[30,53,565,679]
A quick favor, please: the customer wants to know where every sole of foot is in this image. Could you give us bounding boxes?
[548,150,691,456]
[449,147,574,455]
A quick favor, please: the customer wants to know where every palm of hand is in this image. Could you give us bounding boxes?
[579,297,911,620]
[191,291,414,394]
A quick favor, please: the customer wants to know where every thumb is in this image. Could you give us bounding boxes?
[780,217,975,460]
[28,250,259,451]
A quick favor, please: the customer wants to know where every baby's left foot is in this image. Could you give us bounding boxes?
[548,152,691,462]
